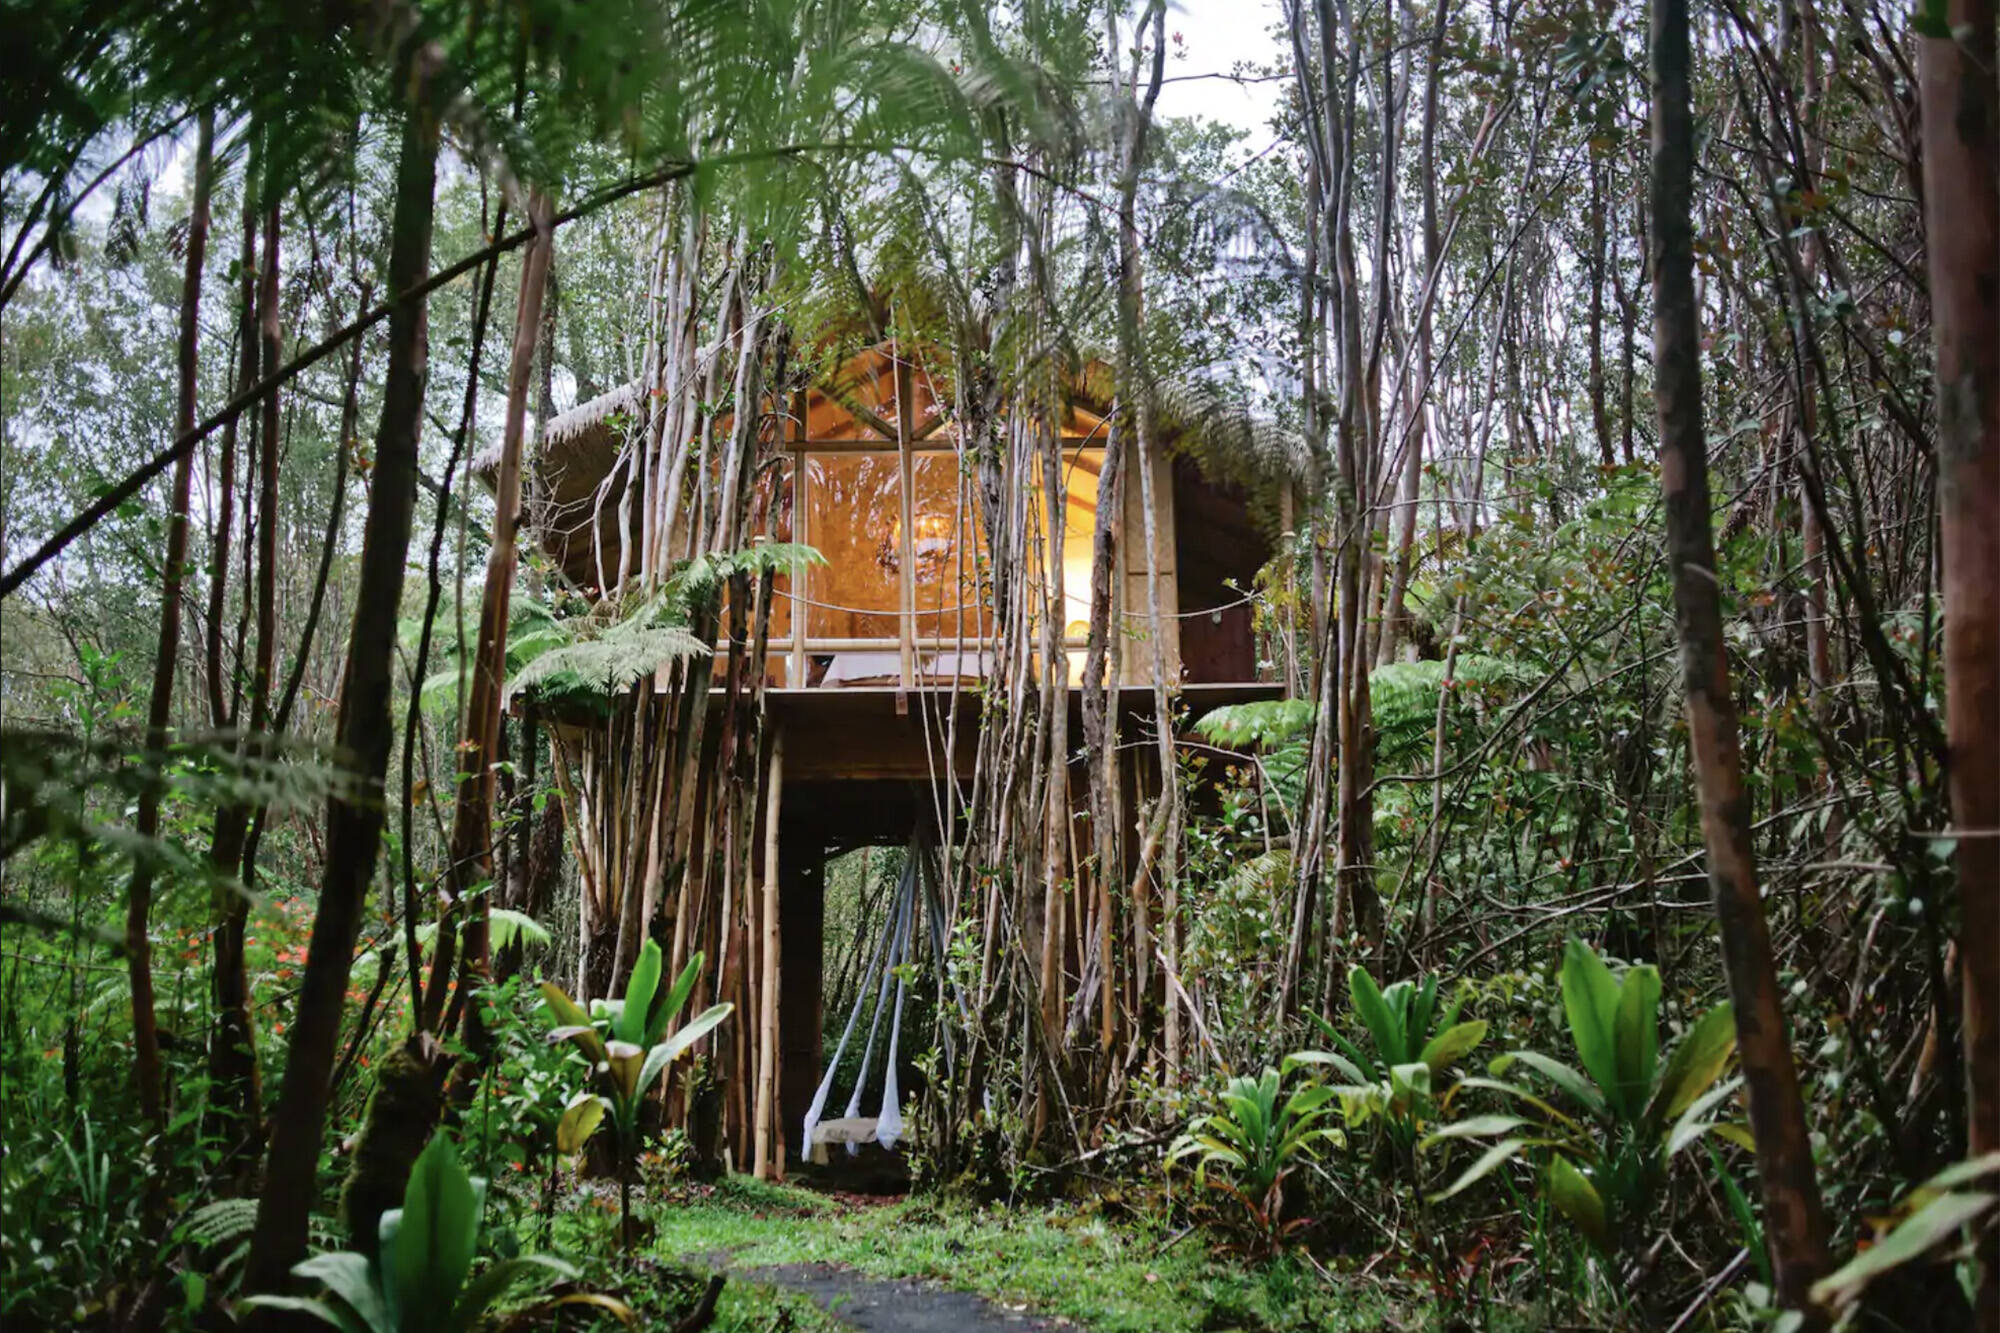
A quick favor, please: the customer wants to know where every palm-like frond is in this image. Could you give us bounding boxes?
[1371,654,1537,766]
[506,621,710,707]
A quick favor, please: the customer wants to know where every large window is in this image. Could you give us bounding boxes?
[780,442,1101,688]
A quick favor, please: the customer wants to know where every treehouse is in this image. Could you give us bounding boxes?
[504,335,1293,1175]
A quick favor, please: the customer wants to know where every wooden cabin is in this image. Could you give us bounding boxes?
[509,337,1288,1171]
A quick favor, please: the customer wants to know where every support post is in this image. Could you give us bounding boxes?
[754,729,785,1179]
[779,821,825,1166]
[791,387,809,688]
[896,349,917,689]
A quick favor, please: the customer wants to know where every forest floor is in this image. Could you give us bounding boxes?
[610,1177,1419,1333]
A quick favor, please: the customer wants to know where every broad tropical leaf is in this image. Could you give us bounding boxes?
[1545,1155,1608,1250]
[556,1092,607,1153]
[391,1134,482,1329]
[1559,939,1623,1104]
[1647,1001,1737,1125]
[1419,1020,1488,1074]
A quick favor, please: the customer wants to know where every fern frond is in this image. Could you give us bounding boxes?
[1195,699,1315,751]
[185,1197,260,1251]
[506,624,710,704]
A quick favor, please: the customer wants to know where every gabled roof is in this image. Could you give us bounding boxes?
[489,337,1307,590]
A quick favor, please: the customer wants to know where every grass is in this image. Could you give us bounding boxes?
[640,1176,1410,1332]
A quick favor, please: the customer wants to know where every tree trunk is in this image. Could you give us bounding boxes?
[205,171,268,1160]
[754,730,784,1180]
[125,109,213,1169]
[245,96,440,1309]
[250,198,282,741]
[1650,0,1830,1318]
[427,193,554,1034]
[1917,4,1999,1326]
[1109,0,1169,1057]
[1588,154,1613,468]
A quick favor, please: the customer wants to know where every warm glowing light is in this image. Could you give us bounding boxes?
[877,512,956,573]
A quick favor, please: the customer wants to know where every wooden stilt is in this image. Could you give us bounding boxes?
[753,728,785,1179]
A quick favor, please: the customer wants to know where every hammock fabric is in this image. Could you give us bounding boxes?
[801,832,969,1156]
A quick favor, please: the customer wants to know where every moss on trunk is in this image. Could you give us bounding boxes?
[339,1033,453,1255]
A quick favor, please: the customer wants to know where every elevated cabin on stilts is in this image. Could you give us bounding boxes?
[501,336,1288,1182]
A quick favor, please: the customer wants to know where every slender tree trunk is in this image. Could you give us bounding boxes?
[251,199,282,740]
[206,172,266,1158]
[754,730,783,1180]
[125,109,213,1173]
[206,191,257,731]
[428,193,554,1034]
[1588,155,1613,468]
[245,96,440,1309]
[1917,4,1999,1326]
[1650,0,1829,1318]
[1108,0,1169,1062]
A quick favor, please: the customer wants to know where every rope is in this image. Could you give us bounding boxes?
[877,887,913,1150]
[800,866,898,1152]
[843,869,909,1135]
[772,586,1259,622]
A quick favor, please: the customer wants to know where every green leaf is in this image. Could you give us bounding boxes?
[1452,1075,1586,1131]
[1421,1113,1531,1143]
[413,909,548,955]
[289,1252,391,1333]
[1811,1191,2000,1312]
[394,1132,482,1326]
[546,1024,610,1067]
[647,950,705,1047]
[653,1001,734,1066]
[1349,966,1406,1068]
[1712,1122,1757,1152]
[447,1255,576,1333]
[1559,939,1623,1108]
[1612,964,1660,1119]
[1282,1049,1368,1083]
[1709,1141,1770,1287]
[487,909,552,954]
[1545,1155,1609,1251]
[1489,1052,1607,1119]
[1647,1002,1737,1125]
[556,1092,607,1154]
[1388,1062,1433,1110]
[604,1041,646,1100]
[1410,977,1440,1054]
[1921,1150,2000,1193]
[1430,1138,1532,1201]
[539,984,607,1063]
[237,1292,370,1333]
[1420,1020,1489,1075]
[618,940,663,1045]
[1667,1077,1743,1156]
[1328,1029,1379,1082]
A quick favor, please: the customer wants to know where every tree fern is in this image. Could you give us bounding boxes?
[414,907,550,954]
[506,622,710,708]
[1371,655,1537,768]
[1195,698,1315,751]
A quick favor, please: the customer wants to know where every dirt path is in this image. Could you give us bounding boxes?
[737,1263,1071,1332]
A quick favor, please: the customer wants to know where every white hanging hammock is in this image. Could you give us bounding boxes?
[802,841,919,1156]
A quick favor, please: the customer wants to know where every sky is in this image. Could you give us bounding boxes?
[1150,0,1288,140]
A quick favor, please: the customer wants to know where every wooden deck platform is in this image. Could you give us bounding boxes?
[754,680,1285,783]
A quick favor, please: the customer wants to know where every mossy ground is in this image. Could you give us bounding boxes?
[613,1176,1423,1332]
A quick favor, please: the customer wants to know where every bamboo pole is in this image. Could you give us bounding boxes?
[896,351,917,691]
[791,387,809,687]
[753,728,785,1179]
